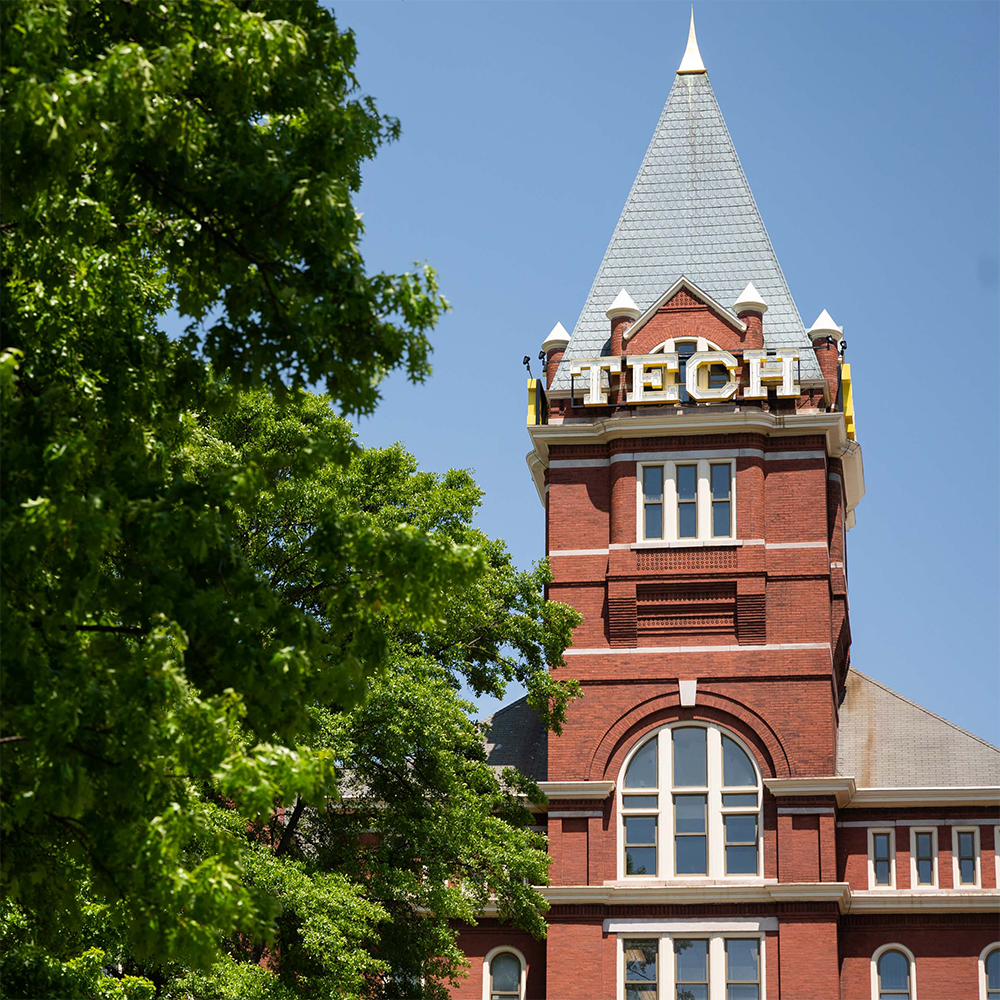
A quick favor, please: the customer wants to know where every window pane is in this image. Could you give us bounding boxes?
[877,950,908,990]
[674,939,708,983]
[624,940,657,981]
[645,502,663,539]
[727,987,759,1000]
[873,834,889,861]
[726,845,758,875]
[625,816,656,844]
[625,847,657,876]
[958,831,974,857]
[722,793,758,807]
[643,465,663,502]
[673,728,707,786]
[677,465,697,501]
[722,736,756,787]
[708,363,730,389]
[712,500,731,537]
[916,832,931,857]
[625,738,657,788]
[678,502,697,538]
[623,795,658,809]
[676,835,707,874]
[674,795,706,833]
[677,987,708,1000]
[987,948,1000,988]
[959,857,975,883]
[917,858,933,884]
[726,939,759,981]
[490,953,520,991]
[725,815,757,843]
[711,463,731,499]
[874,859,891,885]
[627,989,657,1000]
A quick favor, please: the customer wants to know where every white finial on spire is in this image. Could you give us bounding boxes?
[677,7,706,75]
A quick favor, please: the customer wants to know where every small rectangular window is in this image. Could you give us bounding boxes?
[873,833,891,885]
[625,816,657,877]
[677,464,698,538]
[954,828,979,886]
[911,828,936,887]
[674,794,707,875]
[724,814,759,876]
[710,463,732,538]
[623,939,657,1000]
[674,939,708,1000]
[726,939,760,1000]
[643,465,664,540]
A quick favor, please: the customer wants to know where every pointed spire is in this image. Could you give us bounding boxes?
[807,309,843,341]
[733,282,768,315]
[604,288,640,320]
[677,8,706,75]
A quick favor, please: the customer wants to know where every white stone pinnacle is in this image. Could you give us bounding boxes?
[807,309,844,341]
[677,8,707,75]
[732,281,768,315]
[541,321,571,353]
[605,288,641,320]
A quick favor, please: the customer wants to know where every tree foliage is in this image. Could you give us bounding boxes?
[1,2,581,996]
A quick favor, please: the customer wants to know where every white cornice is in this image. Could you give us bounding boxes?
[538,780,615,801]
[847,890,1000,913]
[764,776,856,809]
[846,787,1000,808]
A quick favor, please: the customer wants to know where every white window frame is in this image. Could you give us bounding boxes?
[952,826,981,888]
[908,827,938,890]
[870,942,917,1000]
[980,942,1000,1000]
[482,946,526,1000]
[617,723,763,882]
[616,929,767,1000]
[636,458,737,544]
[995,825,999,889]
[867,828,896,890]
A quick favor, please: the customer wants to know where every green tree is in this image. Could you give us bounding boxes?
[1,0,457,971]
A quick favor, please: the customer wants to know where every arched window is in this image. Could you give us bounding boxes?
[650,337,731,399]
[619,723,762,879]
[871,945,915,1000]
[483,948,524,1000]
[981,945,1000,1000]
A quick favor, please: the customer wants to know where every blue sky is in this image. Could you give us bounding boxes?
[325,2,1000,741]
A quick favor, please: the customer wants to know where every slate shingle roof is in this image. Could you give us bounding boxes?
[837,669,1000,788]
[552,70,820,391]
[482,697,547,781]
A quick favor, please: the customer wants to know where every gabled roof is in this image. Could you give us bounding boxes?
[551,66,820,390]
[837,669,1000,788]
[482,696,547,781]
[622,275,747,345]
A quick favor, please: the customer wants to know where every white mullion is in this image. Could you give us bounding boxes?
[729,459,737,539]
[662,934,673,1000]
[707,727,724,878]
[709,936,726,1000]
[665,463,678,542]
[697,459,711,539]
[661,732,672,877]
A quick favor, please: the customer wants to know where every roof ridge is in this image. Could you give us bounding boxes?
[851,668,1000,755]
[482,694,530,726]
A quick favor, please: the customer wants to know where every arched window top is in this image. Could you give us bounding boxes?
[871,944,915,1000]
[619,723,762,881]
[483,947,525,1000]
[649,336,726,354]
[982,944,1000,1000]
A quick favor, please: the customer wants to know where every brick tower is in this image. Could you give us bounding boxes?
[460,14,1000,1000]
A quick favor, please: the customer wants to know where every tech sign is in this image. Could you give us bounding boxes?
[569,350,801,406]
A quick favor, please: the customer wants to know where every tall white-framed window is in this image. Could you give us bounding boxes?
[980,943,1000,1000]
[867,828,896,889]
[952,827,981,887]
[994,826,999,889]
[618,723,762,880]
[637,459,736,543]
[618,931,766,1000]
[908,827,937,889]
[483,947,525,1000]
[871,943,916,1000]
